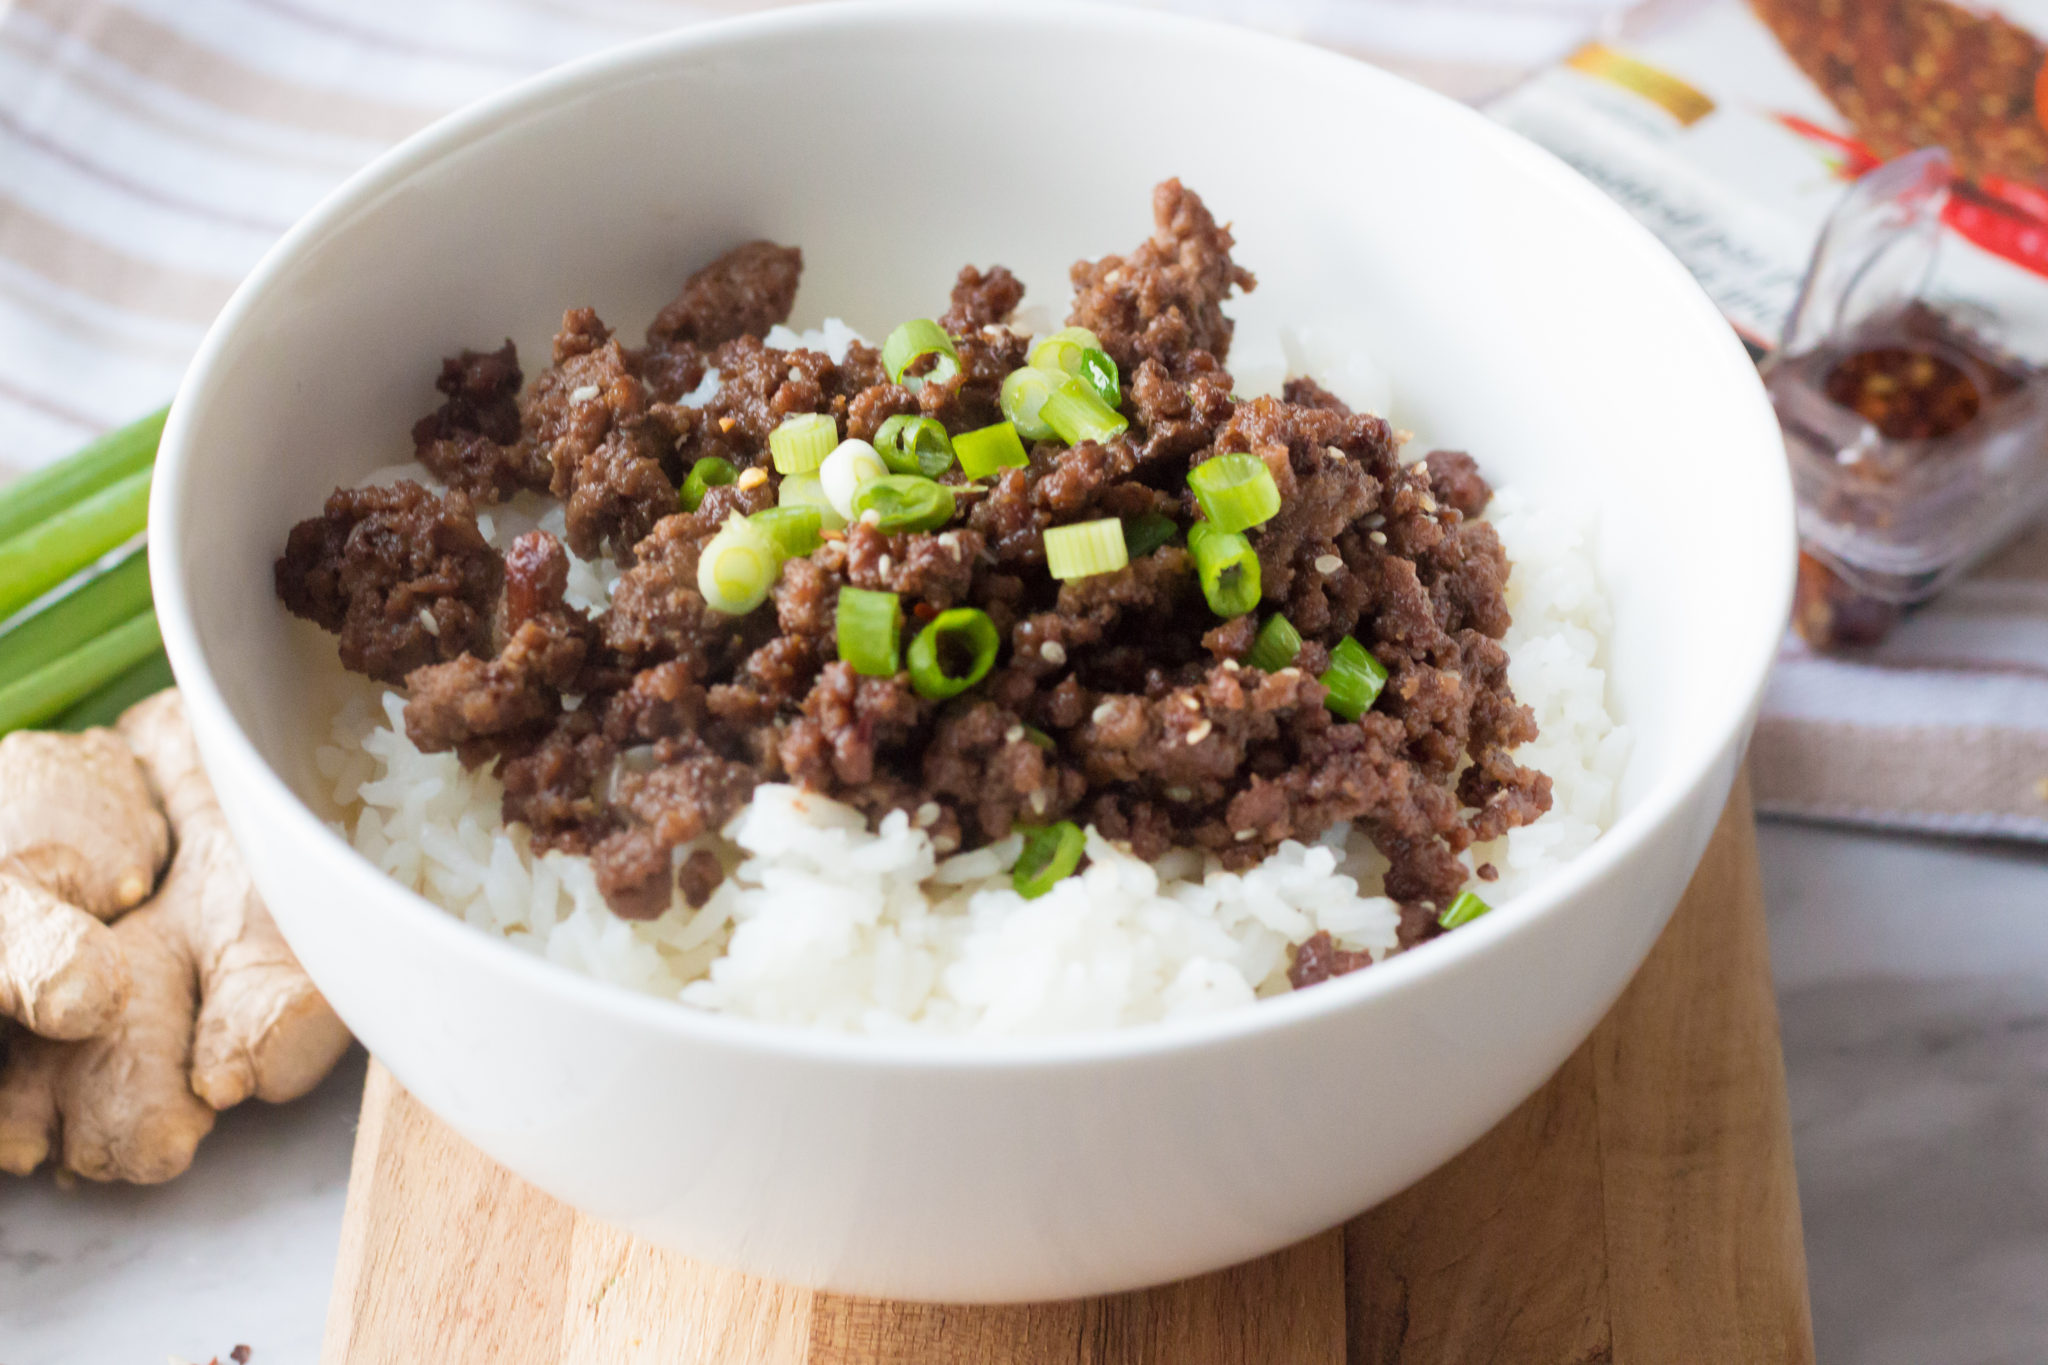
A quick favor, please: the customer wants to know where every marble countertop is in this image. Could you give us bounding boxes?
[3,820,2044,1365]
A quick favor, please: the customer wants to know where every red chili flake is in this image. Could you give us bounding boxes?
[1823,345,1982,440]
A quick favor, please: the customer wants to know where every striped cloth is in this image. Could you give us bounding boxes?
[15,0,2030,843]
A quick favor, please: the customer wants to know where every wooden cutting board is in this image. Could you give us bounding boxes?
[322,777,1814,1364]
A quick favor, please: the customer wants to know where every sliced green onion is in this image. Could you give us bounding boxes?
[873,414,955,478]
[1245,614,1302,674]
[852,475,955,534]
[0,549,151,690]
[749,504,823,559]
[1023,725,1056,751]
[1187,521,1260,618]
[1027,326,1102,377]
[1073,348,1120,407]
[679,456,737,511]
[769,413,838,474]
[1320,636,1389,721]
[1438,889,1493,930]
[907,607,999,700]
[57,647,173,732]
[836,587,902,677]
[0,406,163,548]
[1121,511,1178,560]
[954,421,1030,479]
[1044,519,1128,581]
[0,608,161,737]
[697,512,780,615]
[999,367,1062,443]
[1188,453,1281,534]
[1013,821,1085,899]
[0,467,151,624]
[779,471,848,531]
[821,438,889,520]
[881,319,960,390]
[1040,382,1128,446]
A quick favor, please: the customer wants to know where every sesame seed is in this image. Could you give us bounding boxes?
[1040,641,1067,666]
[1165,785,1193,802]
[1186,720,1213,745]
[820,529,845,542]
[1418,493,1438,514]
[1028,789,1048,814]
[1182,695,1201,711]
[1324,445,1346,461]
[933,832,960,853]
[1314,553,1342,574]
[1369,530,1388,546]
[1234,828,1257,842]
[417,608,440,635]
[877,554,894,578]
[1393,428,1414,445]
[915,801,941,828]
[1091,701,1119,724]
[939,531,961,551]
[1413,457,1430,474]
[561,694,584,712]
[1277,667,1301,679]
[1222,658,1240,671]
[569,384,599,403]
[860,509,882,526]
[788,366,803,382]
[1005,725,1025,743]
[1364,514,1386,528]
[736,467,769,490]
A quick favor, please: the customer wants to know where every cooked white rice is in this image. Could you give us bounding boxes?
[313,323,1628,1037]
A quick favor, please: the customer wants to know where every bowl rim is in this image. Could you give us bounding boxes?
[150,0,1795,1070]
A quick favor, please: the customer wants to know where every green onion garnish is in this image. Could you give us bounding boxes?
[822,438,890,520]
[999,367,1062,443]
[1023,725,1056,751]
[1245,614,1302,674]
[1187,453,1281,534]
[954,421,1030,479]
[1073,348,1120,408]
[1188,521,1260,618]
[851,474,955,534]
[769,413,838,474]
[1040,382,1128,447]
[874,414,955,478]
[696,512,781,616]
[679,456,737,512]
[1044,519,1128,581]
[882,319,960,391]
[749,504,823,559]
[907,607,999,700]
[836,587,902,677]
[1121,511,1178,560]
[1320,636,1389,721]
[1438,890,1492,930]
[1013,821,1085,899]
[778,470,848,531]
[1027,326,1102,377]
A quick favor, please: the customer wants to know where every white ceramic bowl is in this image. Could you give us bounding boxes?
[151,0,1793,1302]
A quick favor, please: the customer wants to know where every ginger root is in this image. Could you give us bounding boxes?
[0,691,351,1182]
[0,730,168,1039]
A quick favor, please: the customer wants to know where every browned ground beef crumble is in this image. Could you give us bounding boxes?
[276,180,1551,983]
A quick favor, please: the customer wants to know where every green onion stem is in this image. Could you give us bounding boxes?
[882,319,961,391]
[696,513,780,616]
[1320,636,1390,721]
[749,504,823,559]
[0,406,164,547]
[954,422,1030,479]
[1013,821,1085,899]
[1188,453,1281,534]
[1121,512,1178,560]
[0,607,161,737]
[907,607,999,700]
[873,415,955,478]
[1043,519,1128,581]
[1187,521,1261,618]
[1040,382,1127,446]
[1438,889,1493,930]
[0,467,152,624]
[679,457,737,512]
[0,549,152,689]
[56,647,174,731]
[851,475,955,534]
[999,367,1061,443]
[1245,614,1302,674]
[836,587,902,677]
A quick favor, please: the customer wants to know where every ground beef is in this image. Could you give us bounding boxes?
[1068,177,1257,373]
[1288,930,1372,989]
[646,241,803,350]
[279,179,1552,935]
[275,481,500,684]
